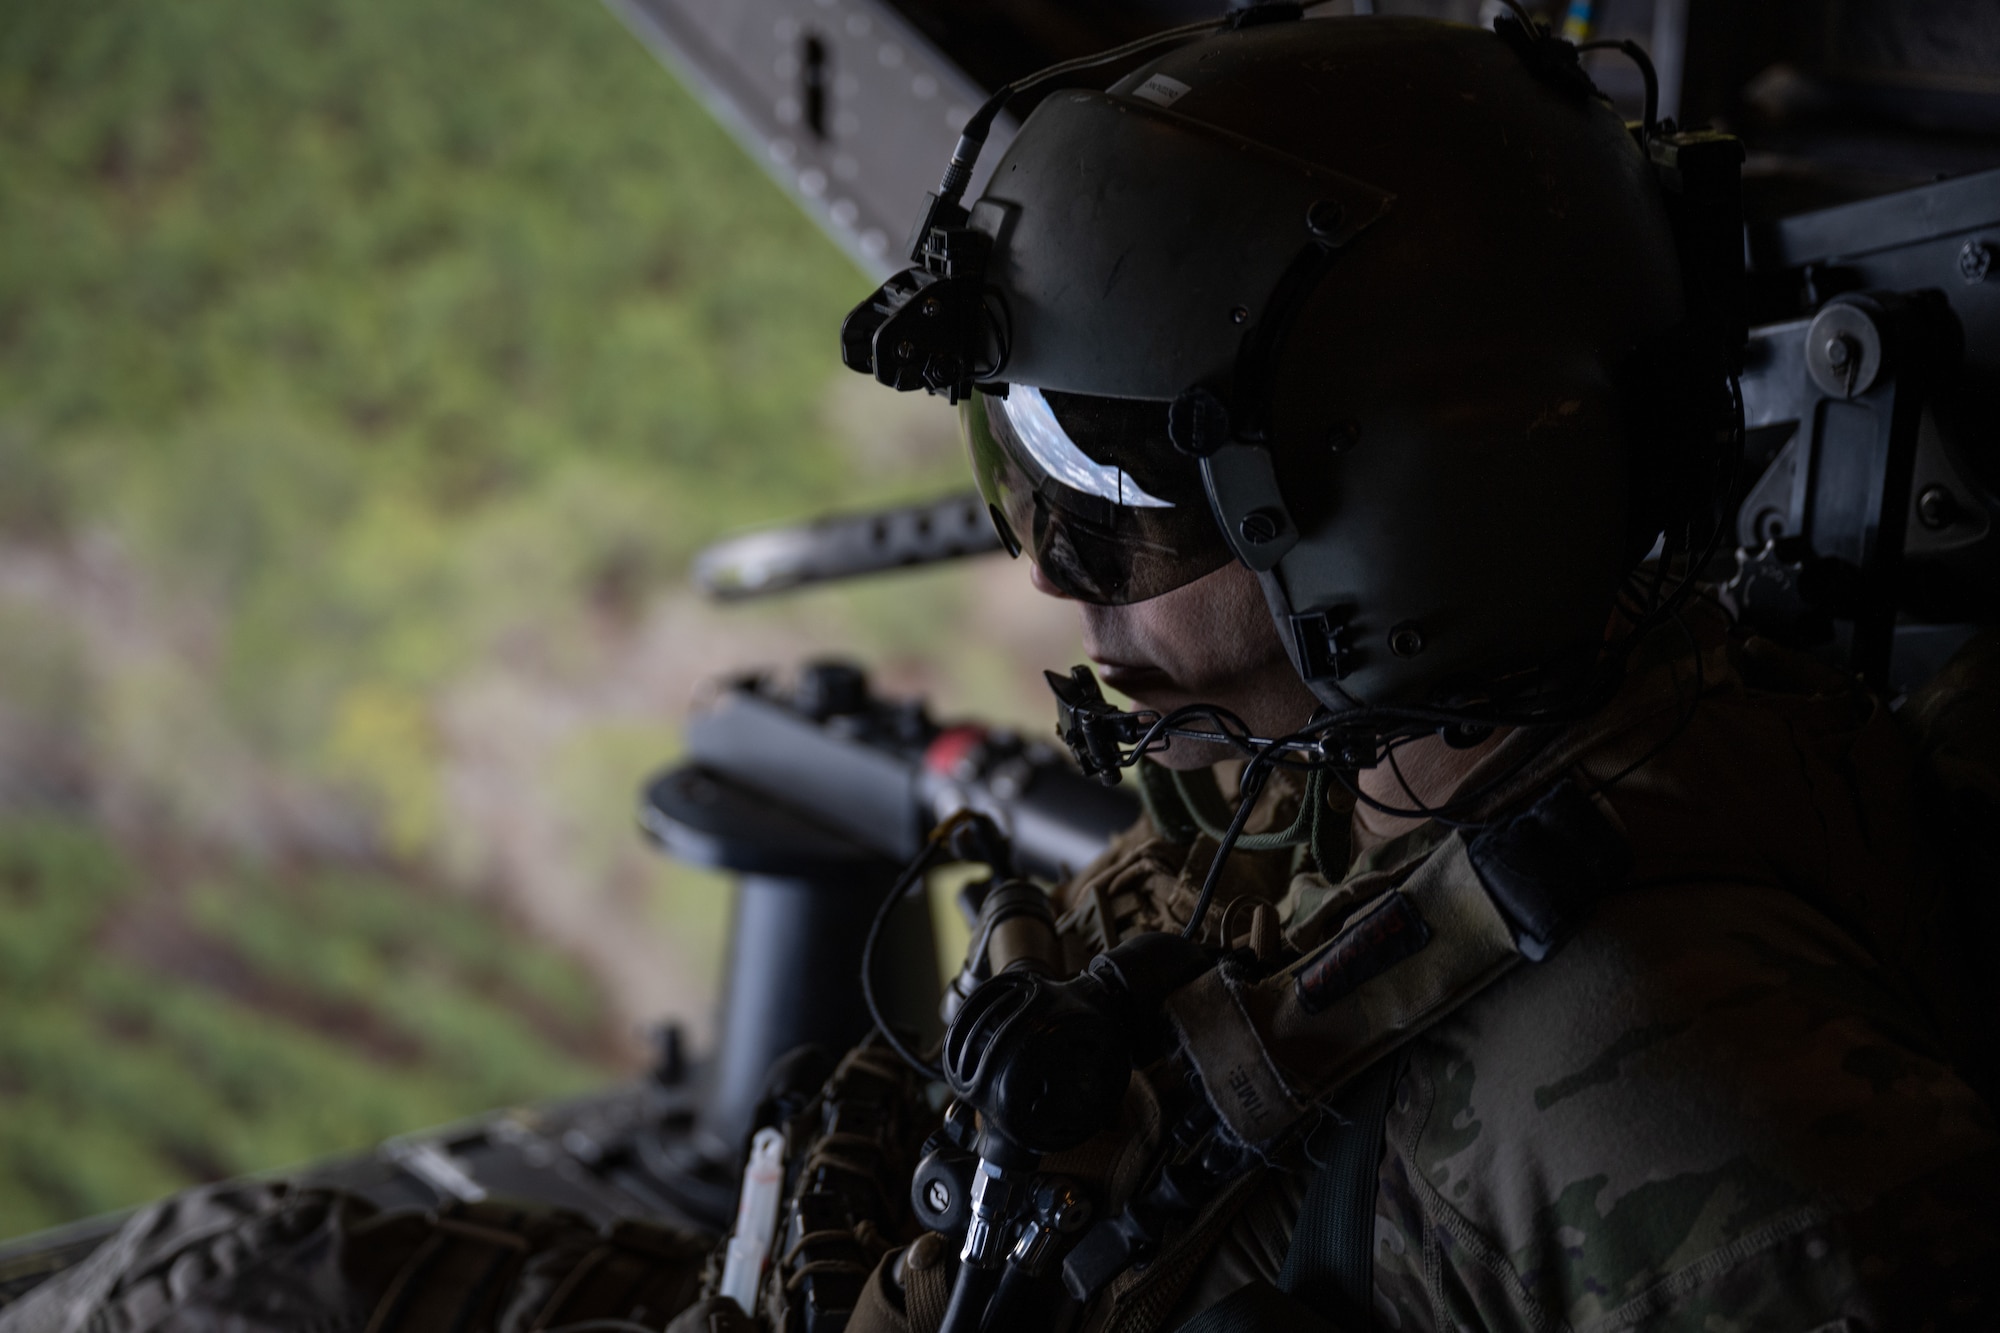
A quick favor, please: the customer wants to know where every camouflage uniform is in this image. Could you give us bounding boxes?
[8,618,1995,1333]
[0,1179,709,1333]
[1054,613,1999,1331]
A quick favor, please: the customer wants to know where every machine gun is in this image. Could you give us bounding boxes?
[0,665,1138,1308]
[637,662,1136,1180]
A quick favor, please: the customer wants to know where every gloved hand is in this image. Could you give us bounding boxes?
[842,1234,954,1333]
[942,931,1211,1163]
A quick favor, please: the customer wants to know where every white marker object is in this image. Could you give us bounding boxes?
[719,1127,788,1313]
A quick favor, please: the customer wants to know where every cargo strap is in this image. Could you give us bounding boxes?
[1169,1058,1399,1333]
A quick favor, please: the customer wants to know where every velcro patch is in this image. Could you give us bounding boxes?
[1131,73,1193,108]
[1466,777,1629,961]
[1293,892,1432,1014]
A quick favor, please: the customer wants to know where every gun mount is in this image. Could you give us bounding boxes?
[0,664,1137,1308]
[639,661,1137,1172]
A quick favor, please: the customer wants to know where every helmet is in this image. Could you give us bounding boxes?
[845,13,1734,727]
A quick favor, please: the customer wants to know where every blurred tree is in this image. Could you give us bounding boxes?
[0,0,987,1239]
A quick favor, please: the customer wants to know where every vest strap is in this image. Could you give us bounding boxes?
[1274,1056,1398,1322]
[1168,779,1628,1150]
[1167,1059,1397,1333]
[1166,1280,1339,1333]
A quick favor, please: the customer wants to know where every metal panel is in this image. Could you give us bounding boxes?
[604,0,1014,279]
[1752,166,2000,269]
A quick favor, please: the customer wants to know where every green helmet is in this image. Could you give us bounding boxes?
[845,13,1736,725]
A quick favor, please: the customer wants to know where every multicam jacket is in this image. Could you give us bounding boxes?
[1052,616,1999,1332]
[6,619,1993,1333]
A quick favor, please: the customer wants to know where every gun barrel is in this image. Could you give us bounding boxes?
[693,492,1002,600]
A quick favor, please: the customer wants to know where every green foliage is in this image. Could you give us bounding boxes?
[0,816,612,1238]
[0,0,960,778]
[0,0,867,496]
[0,0,1009,1246]
[0,819,127,996]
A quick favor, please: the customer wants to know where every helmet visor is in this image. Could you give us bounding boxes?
[962,386,1232,605]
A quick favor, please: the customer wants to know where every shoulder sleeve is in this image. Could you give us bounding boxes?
[1376,880,2000,1331]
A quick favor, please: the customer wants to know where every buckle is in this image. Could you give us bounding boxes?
[1288,609,1354,682]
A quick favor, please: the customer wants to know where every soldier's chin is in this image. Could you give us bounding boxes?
[1145,736,1241,771]
[1095,661,1173,699]
[1095,665,1237,771]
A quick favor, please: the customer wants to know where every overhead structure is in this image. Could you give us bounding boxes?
[599,0,1254,278]
[603,0,1019,278]
[607,0,2000,269]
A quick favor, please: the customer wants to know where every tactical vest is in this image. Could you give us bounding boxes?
[1044,614,1996,1333]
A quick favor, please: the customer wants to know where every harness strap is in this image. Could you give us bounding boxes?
[1168,779,1628,1151]
[1168,1058,1397,1333]
[1275,1057,1397,1322]
[1166,1280,1340,1333]
[1138,761,1332,860]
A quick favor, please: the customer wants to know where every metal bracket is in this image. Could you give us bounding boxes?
[839,225,995,402]
[1044,666,1147,785]
[1201,443,1299,572]
[1726,290,1960,686]
[1287,608,1355,683]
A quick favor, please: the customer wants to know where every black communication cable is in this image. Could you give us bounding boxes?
[861,815,989,1082]
[1177,757,1273,941]
[1146,607,1709,938]
[1381,738,1487,831]
[1328,734,1526,827]
[1129,702,1263,762]
[1575,38,1660,138]
[1173,700,1356,940]
[928,17,1228,219]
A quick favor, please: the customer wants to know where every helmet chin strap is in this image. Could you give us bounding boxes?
[1042,660,1509,950]
[1044,663,1343,788]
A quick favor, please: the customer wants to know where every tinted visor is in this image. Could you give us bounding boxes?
[962,386,1231,605]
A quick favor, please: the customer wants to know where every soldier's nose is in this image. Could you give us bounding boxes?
[1029,562,1072,600]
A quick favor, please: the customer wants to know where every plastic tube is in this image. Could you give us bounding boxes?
[718,1127,787,1313]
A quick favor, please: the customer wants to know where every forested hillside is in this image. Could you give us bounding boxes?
[0,0,1075,1237]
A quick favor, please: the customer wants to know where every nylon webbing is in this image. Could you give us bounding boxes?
[1166,1058,1398,1333]
[1170,766,1327,854]
[1275,1056,1399,1323]
[1165,1278,1341,1333]
[1135,757,1202,843]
